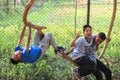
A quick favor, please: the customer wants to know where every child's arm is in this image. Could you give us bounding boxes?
[17,26,26,46]
[25,27,31,51]
[70,31,81,47]
[65,47,74,55]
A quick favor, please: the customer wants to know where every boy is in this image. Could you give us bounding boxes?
[10,22,65,64]
[69,31,111,80]
[70,25,102,80]
[92,32,112,80]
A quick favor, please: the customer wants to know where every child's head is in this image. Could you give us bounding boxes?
[94,32,106,45]
[83,25,92,39]
[10,50,22,64]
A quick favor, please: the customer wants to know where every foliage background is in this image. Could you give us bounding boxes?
[0,0,120,80]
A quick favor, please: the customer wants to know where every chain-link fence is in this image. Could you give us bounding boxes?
[0,0,120,80]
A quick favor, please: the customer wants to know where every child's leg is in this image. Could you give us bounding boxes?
[44,32,58,50]
[93,69,103,80]
[74,56,96,77]
[96,59,111,80]
[27,22,46,35]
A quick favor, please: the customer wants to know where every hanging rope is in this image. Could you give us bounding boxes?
[99,0,117,59]
[22,0,35,25]
[74,0,77,35]
[87,0,90,25]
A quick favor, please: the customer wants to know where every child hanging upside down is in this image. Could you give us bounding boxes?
[10,22,65,64]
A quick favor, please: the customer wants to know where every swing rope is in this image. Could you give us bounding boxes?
[87,0,90,25]
[22,0,35,26]
[99,0,117,59]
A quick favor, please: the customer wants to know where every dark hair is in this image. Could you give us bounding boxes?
[10,58,19,64]
[98,32,106,41]
[83,25,92,32]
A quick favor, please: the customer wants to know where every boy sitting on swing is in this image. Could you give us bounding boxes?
[65,25,111,80]
[10,22,65,64]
